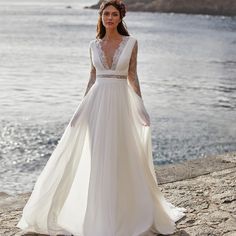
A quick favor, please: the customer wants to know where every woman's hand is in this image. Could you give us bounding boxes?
[70,117,77,127]
[135,96,150,126]
[138,107,150,126]
[70,109,82,127]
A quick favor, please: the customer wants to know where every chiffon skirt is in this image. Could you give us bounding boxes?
[17,77,186,236]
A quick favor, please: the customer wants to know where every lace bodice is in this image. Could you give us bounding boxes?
[84,35,142,98]
[96,36,130,70]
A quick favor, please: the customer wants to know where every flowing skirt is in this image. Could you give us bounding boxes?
[17,77,187,236]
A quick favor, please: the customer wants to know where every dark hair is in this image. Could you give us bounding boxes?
[96,0,130,39]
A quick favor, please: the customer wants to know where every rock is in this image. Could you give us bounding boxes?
[87,0,236,16]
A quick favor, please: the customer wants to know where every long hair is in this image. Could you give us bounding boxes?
[96,0,130,39]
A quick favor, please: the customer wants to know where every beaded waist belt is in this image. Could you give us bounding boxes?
[96,74,127,79]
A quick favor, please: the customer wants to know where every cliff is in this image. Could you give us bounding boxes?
[1,152,236,235]
[87,0,236,16]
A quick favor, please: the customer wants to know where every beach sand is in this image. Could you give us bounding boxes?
[1,152,236,236]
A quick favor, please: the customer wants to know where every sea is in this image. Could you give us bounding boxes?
[0,0,236,194]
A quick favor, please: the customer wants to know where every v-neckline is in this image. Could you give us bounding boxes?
[96,36,130,70]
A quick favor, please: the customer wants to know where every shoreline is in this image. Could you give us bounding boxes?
[155,151,236,184]
[86,0,236,17]
[1,152,236,235]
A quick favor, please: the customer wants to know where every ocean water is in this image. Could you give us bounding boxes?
[0,0,236,194]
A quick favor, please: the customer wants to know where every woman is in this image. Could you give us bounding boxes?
[17,0,187,235]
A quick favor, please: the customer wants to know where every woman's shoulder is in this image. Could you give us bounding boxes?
[126,35,138,49]
[126,35,138,45]
[88,39,97,47]
[88,38,102,49]
[127,35,137,41]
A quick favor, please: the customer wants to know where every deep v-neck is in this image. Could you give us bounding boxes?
[96,36,130,70]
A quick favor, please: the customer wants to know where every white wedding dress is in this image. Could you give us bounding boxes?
[17,35,187,236]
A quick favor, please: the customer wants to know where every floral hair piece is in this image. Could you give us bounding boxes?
[99,0,127,18]
[116,0,127,18]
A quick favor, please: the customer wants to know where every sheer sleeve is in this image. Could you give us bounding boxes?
[128,39,150,126]
[70,44,96,127]
[127,40,142,99]
[84,45,96,97]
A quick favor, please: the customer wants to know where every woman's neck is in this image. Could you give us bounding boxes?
[103,29,121,40]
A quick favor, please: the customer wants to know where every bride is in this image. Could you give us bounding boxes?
[17,0,187,235]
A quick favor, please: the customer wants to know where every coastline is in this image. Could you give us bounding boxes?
[155,152,236,184]
[1,152,235,235]
[86,0,236,16]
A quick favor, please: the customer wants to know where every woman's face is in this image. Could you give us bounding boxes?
[101,5,121,30]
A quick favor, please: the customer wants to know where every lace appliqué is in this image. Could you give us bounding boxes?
[84,46,96,96]
[128,40,142,98]
[95,36,129,70]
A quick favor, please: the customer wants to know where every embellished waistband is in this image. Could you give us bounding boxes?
[96,74,127,80]
[96,78,128,84]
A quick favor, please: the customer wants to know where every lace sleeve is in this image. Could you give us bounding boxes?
[84,45,96,97]
[127,40,142,99]
[128,40,150,126]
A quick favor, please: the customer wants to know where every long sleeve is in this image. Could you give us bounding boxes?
[127,40,142,98]
[128,40,150,126]
[70,44,96,127]
[84,45,96,97]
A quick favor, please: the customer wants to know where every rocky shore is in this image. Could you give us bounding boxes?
[87,0,236,16]
[0,152,236,236]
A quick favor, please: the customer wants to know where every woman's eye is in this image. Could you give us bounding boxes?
[103,11,119,16]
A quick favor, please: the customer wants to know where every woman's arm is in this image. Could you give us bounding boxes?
[84,46,96,97]
[128,39,150,126]
[127,40,142,98]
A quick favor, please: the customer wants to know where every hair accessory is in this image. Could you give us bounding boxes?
[99,0,127,18]
[116,0,127,17]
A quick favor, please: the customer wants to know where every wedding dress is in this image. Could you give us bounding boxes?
[17,35,187,236]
